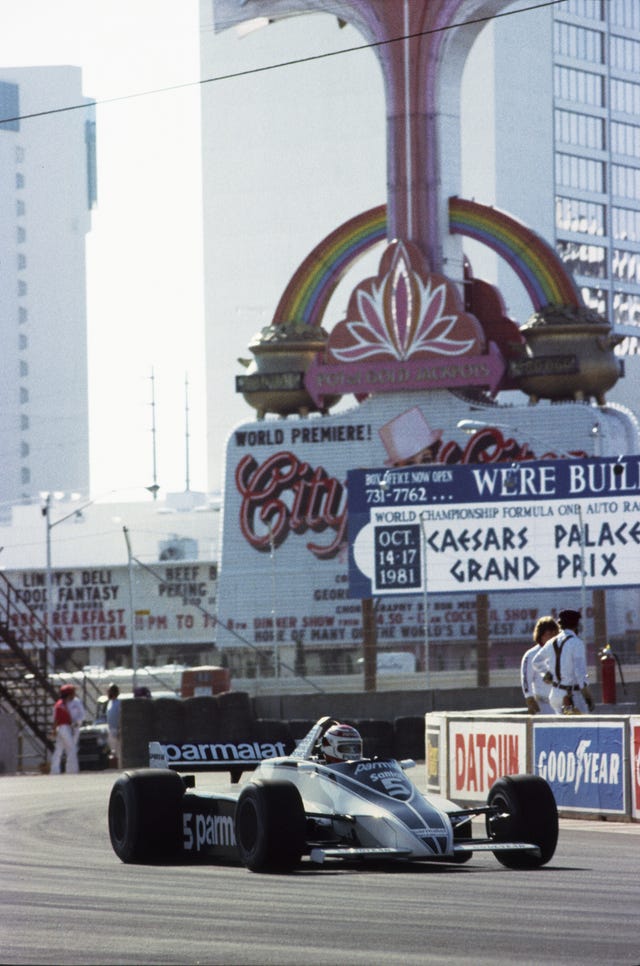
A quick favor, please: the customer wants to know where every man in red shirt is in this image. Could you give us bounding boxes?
[50,684,79,774]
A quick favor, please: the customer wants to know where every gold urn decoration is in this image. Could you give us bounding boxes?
[512,305,623,404]
[237,323,341,419]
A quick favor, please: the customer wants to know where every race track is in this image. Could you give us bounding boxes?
[1,771,639,966]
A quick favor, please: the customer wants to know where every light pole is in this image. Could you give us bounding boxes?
[419,511,430,690]
[122,526,138,691]
[42,492,93,679]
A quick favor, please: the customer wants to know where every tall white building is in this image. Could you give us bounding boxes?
[0,66,95,515]
[461,0,640,411]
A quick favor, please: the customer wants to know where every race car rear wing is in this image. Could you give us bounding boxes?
[148,740,288,783]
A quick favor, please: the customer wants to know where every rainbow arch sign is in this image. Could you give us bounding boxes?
[272,198,581,330]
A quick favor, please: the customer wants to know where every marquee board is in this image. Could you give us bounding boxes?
[348,456,640,598]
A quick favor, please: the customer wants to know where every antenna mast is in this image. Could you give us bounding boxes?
[184,372,191,493]
[150,367,158,500]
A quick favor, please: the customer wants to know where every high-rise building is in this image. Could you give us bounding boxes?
[461,0,640,412]
[0,66,95,515]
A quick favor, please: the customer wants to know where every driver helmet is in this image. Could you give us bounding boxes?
[60,684,75,699]
[321,723,363,763]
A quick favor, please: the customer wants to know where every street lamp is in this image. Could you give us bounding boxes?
[42,492,93,678]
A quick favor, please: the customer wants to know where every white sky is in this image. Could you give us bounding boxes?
[1,1,208,499]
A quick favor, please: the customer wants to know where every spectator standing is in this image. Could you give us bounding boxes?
[106,683,121,765]
[68,690,86,750]
[532,609,595,714]
[520,616,559,714]
[50,684,79,774]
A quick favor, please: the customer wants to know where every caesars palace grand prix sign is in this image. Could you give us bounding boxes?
[348,456,640,598]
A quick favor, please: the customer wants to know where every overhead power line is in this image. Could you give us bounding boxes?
[0,0,567,126]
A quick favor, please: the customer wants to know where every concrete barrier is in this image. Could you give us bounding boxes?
[426,708,640,822]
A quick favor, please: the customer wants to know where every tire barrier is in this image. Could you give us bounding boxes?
[216,691,253,740]
[354,718,395,759]
[393,716,426,761]
[183,696,221,743]
[252,719,295,750]
[121,699,155,769]
[153,698,186,745]
[121,691,431,769]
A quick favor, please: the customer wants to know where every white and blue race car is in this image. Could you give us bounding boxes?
[108,716,558,872]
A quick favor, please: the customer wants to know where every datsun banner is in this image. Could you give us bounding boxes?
[449,720,527,801]
[533,721,626,814]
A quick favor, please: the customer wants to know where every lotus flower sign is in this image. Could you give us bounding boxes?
[305,241,505,407]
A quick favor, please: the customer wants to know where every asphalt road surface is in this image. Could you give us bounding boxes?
[1,770,639,966]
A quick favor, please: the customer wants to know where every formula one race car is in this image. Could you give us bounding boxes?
[108,716,558,872]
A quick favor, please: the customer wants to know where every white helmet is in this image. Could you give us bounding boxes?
[321,724,363,763]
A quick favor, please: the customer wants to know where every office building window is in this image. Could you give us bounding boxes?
[16,226,25,243]
[18,306,27,324]
[19,360,28,377]
[20,387,29,403]
[20,467,30,485]
[612,163,640,200]
[611,121,640,158]
[554,23,604,63]
[613,249,640,283]
[17,253,26,270]
[610,35,640,73]
[555,197,606,234]
[557,239,607,278]
[16,199,25,216]
[15,172,24,189]
[18,333,27,350]
[554,66,605,106]
[612,206,640,242]
[555,109,604,149]
[17,280,27,296]
[611,79,640,115]
[614,290,640,325]
[580,286,608,315]
[563,0,604,20]
[556,153,605,192]
[20,442,29,458]
[0,81,19,131]
[610,0,640,33]
[20,414,29,430]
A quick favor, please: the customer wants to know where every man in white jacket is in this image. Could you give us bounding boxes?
[532,609,595,715]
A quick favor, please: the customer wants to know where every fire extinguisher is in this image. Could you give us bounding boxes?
[599,643,616,704]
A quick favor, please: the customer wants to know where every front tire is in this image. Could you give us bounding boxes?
[486,774,558,869]
[235,781,305,873]
[108,768,184,863]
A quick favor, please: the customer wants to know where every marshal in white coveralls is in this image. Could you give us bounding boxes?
[532,629,591,714]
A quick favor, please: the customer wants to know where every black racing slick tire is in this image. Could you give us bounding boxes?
[486,774,558,869]
[108,768,184,863]
[235,781,305,873]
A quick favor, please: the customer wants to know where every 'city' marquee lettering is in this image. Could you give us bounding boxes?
[236,451,348,559]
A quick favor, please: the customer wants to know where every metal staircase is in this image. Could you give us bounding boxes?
[0,571,101,769]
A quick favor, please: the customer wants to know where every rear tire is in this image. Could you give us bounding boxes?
[235,781,305,873]
[486,774,558,869]
[108,768,184,863]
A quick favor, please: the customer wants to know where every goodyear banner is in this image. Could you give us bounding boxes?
[348,456,640,596]
[532,721,626,814]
